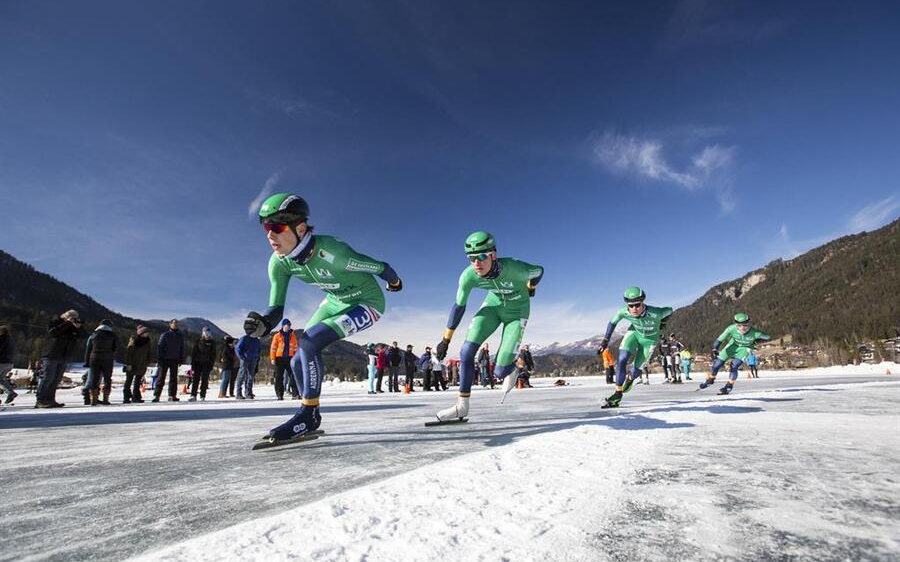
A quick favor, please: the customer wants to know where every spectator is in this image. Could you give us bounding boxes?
[477,344,493,389]
[189,328,217,401]
[375,344,387,393]
[519,345,535,388]
[36,310,85,408]
[403,344,417,392]
[432,355,446,391]
[668,334,684,384]
[747,352,759,379]
[387,341,402,393]
[0,325,17,404]
[419,346,434,391]
[520,345,535,372]
[658,337,672,383]
[235,333,260,399]
[448,359,460,386]
[123,325,151,403]
[83,319,118,406]
[366,343,377,395]
[269,319,299,400]
[154,319,185,402]
[681,349,694,381]
[601,348,616,384]
[514,356,529,388]
[28,359,42,394]
[218,336,238,398]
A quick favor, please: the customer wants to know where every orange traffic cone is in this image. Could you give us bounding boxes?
[404,383,410,394]
[516,378,525,389]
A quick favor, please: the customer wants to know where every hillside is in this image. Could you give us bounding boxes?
[667,219,900,360]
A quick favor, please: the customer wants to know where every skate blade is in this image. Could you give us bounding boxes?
[424,418,468,427]
[252,430,325,451]
[600,402,620,409]
[259,428,325,441]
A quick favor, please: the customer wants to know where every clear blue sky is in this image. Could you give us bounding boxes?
[1,1,898,349]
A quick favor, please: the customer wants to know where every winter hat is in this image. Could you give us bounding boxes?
[224,335,234,344]
[280,318,292,327]
[100,318,113,327]
[136,325,148,336]
[62,310,80,321]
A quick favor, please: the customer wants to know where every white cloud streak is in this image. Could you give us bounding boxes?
[593,130,737,211]
[247,172,282,218]
[847,194,900,234]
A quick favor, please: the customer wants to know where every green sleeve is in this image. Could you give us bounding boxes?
[660,306,673,318]
[455,268,477,307]
[518,260,544,285]
[267,253,291,308]
[610,308,627,326]
[335,240,385,276]
[753,329,772,342]
[717,325,734,343]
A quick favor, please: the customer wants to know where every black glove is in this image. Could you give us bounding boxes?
[386,279,403,292]
[435,338,451,361]
[598,337,609,353]
[122,365,129,373]
[243,312,271,338]
[527,284,536,297]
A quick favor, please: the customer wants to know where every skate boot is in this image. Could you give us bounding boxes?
[499,374,518,404]
[435,396,470,423]
[4,391,18,404]
[718,382,734,395]
[602,390,623,409]
[266,406,322,442]
[698,376,716,390]
[622,376,637,393]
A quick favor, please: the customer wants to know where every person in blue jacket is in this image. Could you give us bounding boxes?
[746,352,759,379]
[235,334,261,399]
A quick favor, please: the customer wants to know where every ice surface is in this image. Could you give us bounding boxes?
[2,368,898,562]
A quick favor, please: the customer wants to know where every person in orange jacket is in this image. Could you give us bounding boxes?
[601,348,616,384]
[270,319,300,400]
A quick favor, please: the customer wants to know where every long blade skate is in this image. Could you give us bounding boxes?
[424,418,468,427]
[252,430,325,451]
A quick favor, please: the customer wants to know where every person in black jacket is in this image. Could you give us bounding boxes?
[154,319,185,402]
[387,342,401,393]
[0,325,17,404]
[123,325,151,403]
[217,336,239,398]
[189,328,217,401]
[36,310,86,408]
[403,345,417,392]
[83,319,119,405]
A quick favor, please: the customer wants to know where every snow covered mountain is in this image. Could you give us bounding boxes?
[530,336,607,356]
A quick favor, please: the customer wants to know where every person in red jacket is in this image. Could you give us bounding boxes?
[375,344,388,394]
[269,319,300,400]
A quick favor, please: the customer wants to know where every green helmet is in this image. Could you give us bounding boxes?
[734,312,750,324]
[258,193,310,224]
[464,231,496,254]
[623,286,646,303]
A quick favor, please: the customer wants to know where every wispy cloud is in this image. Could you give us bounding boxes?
[592,130,737,211]
[662,0,789,50]
[847,194,900,233]
[767,193,899,260]
[245,89,313,117]
[247,172,282,218]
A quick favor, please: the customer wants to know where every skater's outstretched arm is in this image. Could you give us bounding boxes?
[599,309,627,351]
[436,270,477,359]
